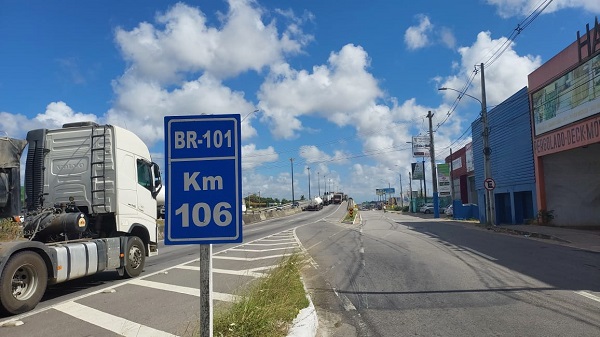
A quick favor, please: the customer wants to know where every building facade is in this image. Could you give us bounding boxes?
[527,18,600,227]
[472,87,537,225]
[444,143,476,205]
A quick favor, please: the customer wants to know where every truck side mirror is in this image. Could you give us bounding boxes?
[151,162,163,198]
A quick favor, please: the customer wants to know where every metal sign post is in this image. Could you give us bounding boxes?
[165,114,243,337]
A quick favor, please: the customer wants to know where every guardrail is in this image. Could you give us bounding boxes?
[245,201,307,214]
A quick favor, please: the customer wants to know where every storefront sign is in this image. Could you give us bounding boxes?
[576,17,600,64]
[533,114,600,156]
[532,52,600,136]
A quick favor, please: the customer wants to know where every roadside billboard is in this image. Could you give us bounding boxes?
[437,163,451,197]
[412,136,430,157]
[411,162,424,180]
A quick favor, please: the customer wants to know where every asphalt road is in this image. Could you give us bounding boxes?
[297,209,600,337]
[0,204,345,336]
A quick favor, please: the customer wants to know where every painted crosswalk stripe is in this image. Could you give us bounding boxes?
[129,279,239,302]
[212,253,294,261]
[229,247,295,252]
[54,301,176,337]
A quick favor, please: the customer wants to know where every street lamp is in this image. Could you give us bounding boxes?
[290,158,295,207]
[439,84,494,225]
[307,166,311,200]
[317,172,321,197]
[393,165,404,208]
[242,109,259,122]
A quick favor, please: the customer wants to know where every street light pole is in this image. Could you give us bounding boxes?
[439,63,494,225]
[317,172,320,197]
[426,111,440,218]
[290,158,295,206]
[408,172,413,212]
[307,166,311,200]
[479,63,495,226]
[399,173,404,208]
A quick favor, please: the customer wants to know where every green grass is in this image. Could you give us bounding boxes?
[211,253,309,337]
[0,218,22,241]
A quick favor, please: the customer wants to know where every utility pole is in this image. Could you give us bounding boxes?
[290,158,295,206]
[422,159,427,201]
[307,166,311,200]
[318,172,320,197]
[427,111,440,218]
[399,174,403,208]
[449,148,455,201]
[480,62,495,226]
[408,172,413,212]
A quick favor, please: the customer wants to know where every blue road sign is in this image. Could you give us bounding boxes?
[164,114,242,244]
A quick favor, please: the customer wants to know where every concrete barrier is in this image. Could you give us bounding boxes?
[242,208,303,225]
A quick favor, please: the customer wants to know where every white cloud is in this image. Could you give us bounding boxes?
[0,112,33,139]
[105,0,313,146]
[106,73,257,145]
[486,0,600,18]
[259,44,381,139]
[404,15,432,50]
[0,102,98,140]
[242,144,278,169]
[439,31,542,106]
[114,1,312,83]
[440,27,457,49]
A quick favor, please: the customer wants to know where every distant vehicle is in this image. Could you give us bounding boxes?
[419,203,445,214]
[303,197,323,211]
[292,201,300,207]
[332,193,343,204]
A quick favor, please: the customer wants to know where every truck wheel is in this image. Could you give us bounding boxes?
[0,251,48,315]
[123,236,145,278]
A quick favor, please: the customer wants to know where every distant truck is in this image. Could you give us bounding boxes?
[0,122,162,315]
[332,193,343,204]
[303,197,323,211]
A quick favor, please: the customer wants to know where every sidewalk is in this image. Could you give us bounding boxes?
[488,223,600,253]
[398,211,600,253]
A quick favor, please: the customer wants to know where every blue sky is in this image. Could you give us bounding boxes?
[1,0,599,203]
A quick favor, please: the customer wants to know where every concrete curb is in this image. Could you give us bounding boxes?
[287,289,318,337]
[477,225,571,243]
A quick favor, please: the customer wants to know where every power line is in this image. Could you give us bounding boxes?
[437,0,554,144]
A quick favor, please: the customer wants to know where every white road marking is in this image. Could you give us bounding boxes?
[229,247,294,252]
[213,253,294,261]
[244,242,295,246]
[247,265,277,272]
[460,246,498,261]
[54,301,176,337]
[175,264,265,277]
[257,238,296,242]
[333,288,356,311]
[575,291,600,304]
[213,268,264,278]
[129,279,239,302]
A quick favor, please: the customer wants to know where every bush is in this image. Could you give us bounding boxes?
[537,209,555,225]
[0,218,22,241]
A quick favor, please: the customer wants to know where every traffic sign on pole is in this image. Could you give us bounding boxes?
[484,177,496,191]
[164,114,243,245]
